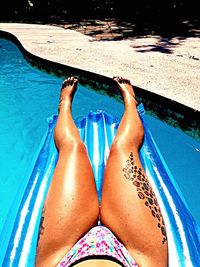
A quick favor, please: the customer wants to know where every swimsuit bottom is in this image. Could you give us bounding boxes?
[57,226,138,267]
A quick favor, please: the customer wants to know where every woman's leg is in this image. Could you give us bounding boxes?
[100,77,168,267]
[36,77,99,267]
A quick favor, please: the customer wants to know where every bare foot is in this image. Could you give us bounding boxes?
[113,76,137,105]
[59,76,78,111]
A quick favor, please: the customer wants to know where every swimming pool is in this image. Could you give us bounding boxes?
[0,35,200,243]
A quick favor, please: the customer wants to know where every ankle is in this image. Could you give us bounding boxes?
[123,98,138,110]
[123,92,137,105]
[58,99,72,112]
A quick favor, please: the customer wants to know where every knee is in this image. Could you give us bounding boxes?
[109,138,136,154]
[54,134,86,153]
[111,128,144,152]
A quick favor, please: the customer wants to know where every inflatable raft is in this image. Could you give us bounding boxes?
[1,104,200,267]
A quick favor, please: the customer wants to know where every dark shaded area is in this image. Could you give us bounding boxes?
[0,0,199,39]
[61,20,200,55]
[130,37,183,54]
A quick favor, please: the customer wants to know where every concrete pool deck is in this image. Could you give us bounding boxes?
[0,23,200,111]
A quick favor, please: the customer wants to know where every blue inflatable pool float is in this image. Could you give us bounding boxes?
[1,104,200,267]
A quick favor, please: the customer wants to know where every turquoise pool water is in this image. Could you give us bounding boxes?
[0,38,200,236]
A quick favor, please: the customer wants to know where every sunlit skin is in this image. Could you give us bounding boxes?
[36,76,168,267]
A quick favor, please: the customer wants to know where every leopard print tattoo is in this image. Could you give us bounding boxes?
[122,152,167,245]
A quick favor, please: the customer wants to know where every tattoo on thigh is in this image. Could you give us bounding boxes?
[37,207,46,246]
[122,152,167,245]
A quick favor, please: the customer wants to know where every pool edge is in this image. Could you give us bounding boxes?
[1,30,200,141]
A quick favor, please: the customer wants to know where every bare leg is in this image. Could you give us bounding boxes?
[36,77,99,267]
[101,77,168,267]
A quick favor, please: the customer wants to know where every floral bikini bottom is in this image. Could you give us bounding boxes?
[57,226,138,267]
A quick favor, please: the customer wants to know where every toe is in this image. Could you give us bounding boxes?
[113,76,121,84]
[62,77,70,88]
[124,78,131,85]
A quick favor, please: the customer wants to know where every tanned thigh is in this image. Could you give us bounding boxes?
[101,147,168,267]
